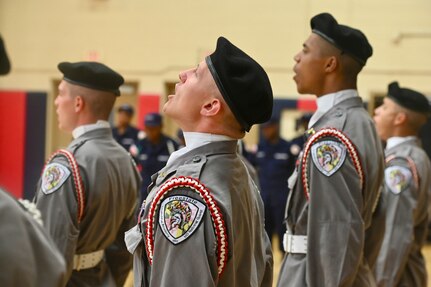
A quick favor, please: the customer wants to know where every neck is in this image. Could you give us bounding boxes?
[316,79,357,97]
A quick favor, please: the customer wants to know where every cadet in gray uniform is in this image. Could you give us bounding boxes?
[277,13,385,286]
[125,37,273,287]
[0,188,66,286]
[373,82,431,287]
[33,62,141,286]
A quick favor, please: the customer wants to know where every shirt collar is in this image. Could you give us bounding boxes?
[184,132,235,149]
[166,132,235,166]
[316,89,358,112]
[72,120,111,139]
[308,89,358,128]
[385,136,417,150]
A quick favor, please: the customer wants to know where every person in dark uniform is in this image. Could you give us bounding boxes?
[289,113,312,161]
[277,13,385,286]
[373,82,431,287]
[112,104,140,151]
[125,36,273,287]
[131,112,179,203]
[254,116,295,252]
[33,61,141,287]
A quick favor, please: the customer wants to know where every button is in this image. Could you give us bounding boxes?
[192,156,201,163]
[335,110,343,117]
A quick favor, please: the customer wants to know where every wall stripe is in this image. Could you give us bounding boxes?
[0,91,26,198]
[23,92,46,199]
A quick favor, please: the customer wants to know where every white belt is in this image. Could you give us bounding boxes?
[73,250,104,270]
[283,232,307,254]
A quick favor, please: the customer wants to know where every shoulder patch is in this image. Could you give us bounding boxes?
[311,140,347,176]
[41,163,71,194]
[146,176,228,275]
[385,166,412,194]
[159,195,206,245]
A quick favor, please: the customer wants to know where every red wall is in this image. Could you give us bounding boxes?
[0,91,26,198]
[137,94,160,129]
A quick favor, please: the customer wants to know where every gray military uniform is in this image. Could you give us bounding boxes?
[126,140,273,287]
[34,127,141,286]
[0,189,66,286]
[277,96,385,286]
[374,137,430,287]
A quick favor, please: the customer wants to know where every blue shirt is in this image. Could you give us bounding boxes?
[112,125,140,151]
[134,135,179,200]
[254,138,295,199]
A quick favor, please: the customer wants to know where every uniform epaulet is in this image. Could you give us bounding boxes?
[301,128,364,200]
[146,176,228,276]
[45,149,85,223]
[69,139,88,154]
[385,154,419,189]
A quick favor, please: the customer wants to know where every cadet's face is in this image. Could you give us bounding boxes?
[55,81,78,132]
[373,97,398,141]
[145,125,162,142]
[261,124,279,141]
[293,34,327,96]
[163,60,215,130]
[117,111,132,126]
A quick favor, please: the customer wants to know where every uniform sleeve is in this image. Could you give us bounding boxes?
[364,192,386,271]
[105,206,137,286]
[374,163,417,286]
[34,157,82,280]
[260,231,274,287]
[306,140,364,287]
[0,190,67,287]
[146,189,219,287]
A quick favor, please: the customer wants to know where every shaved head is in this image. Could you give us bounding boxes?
[69,84,116,120]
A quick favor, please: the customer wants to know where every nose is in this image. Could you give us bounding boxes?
[293,52,300,63]
[54,95,60,106]
[178,71,187,83]
[374,106,381,116]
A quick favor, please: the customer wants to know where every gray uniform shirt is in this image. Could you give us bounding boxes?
[34,127,141,286]
[277,96,385,287]
[126,140,273,287]
[374,137,430,287]
[0,189,66,286]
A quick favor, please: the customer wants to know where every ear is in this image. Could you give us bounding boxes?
[200,98,221,117]
[394,112,407,126]
[324,56,337,73]
[74,95,84,113]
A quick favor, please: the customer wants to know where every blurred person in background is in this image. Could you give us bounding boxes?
[112,104,141,151]
[253,116,295,253]
[130,112,179,204]
[373,82,431,287]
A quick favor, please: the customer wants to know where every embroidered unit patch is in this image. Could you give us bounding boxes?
[385,166,412,194]
[146,176,228,275]
[41,163,71,194]
[301,128,364,200]
[159,196,206,245]
[311,140,347,176]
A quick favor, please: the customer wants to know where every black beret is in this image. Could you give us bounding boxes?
[387,81,430,114]
[311,13,373,66]
[58,61,124,96]
[0,35,11,76]
[206,37,273,132]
